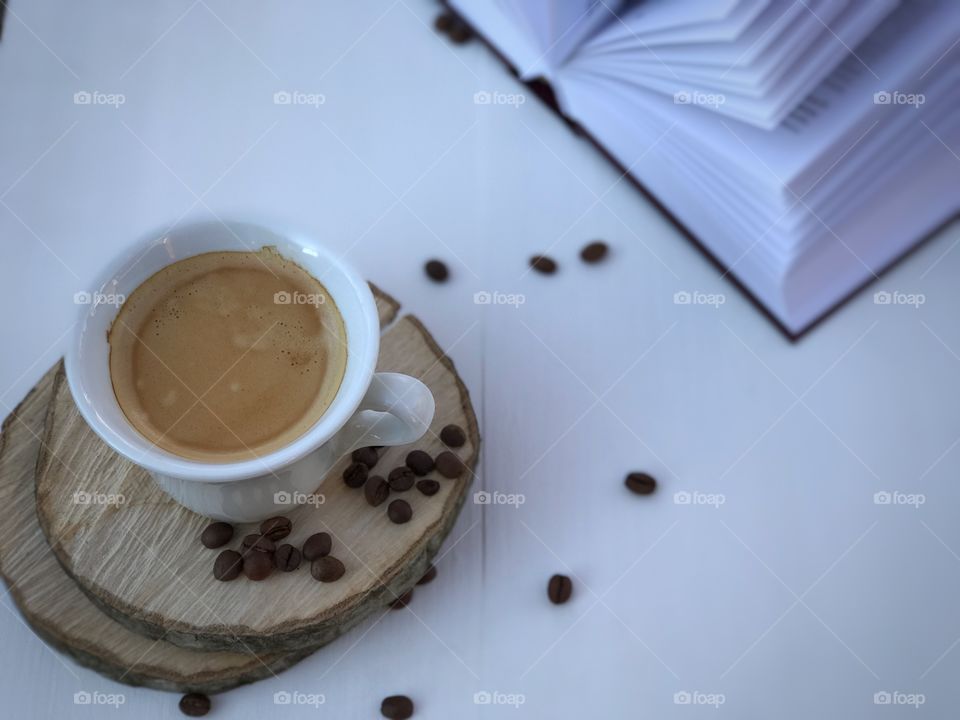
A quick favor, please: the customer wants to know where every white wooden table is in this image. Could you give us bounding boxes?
[2,1,960,717]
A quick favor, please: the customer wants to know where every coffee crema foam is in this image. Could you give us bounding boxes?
[108,248,347,462]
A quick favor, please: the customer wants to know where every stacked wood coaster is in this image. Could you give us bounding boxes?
[0,285,479,693]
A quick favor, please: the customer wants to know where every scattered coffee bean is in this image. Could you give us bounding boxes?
[625,472,657,495]
[448,17,473,44]
[390,588,414,609]
[381,695,415,720]
[388,499,413,524]
[343,461,369,489]
[529,254,558,274]
[364,475,390,507]
[405,450,434,476]
[424,259,449,283]
[302,532,332,560]
[435,451,465,479]
[311,556,346,582]
[580,240,609,263]
[242,534,276,554]
[416,479,440,497]
[417,564,437,585]
[434,12,453,33]
[440,424,466,447]
[213,550,243,582]
[200,521,233,549]
[259,516,292,542]
[352,446,379,468]
[548,574,573,604]
[243,551,272,581]
[274,544,301,572]
[388,466,415,492]
[179,692,211,717]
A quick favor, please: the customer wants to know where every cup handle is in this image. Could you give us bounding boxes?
[329,373,435,457]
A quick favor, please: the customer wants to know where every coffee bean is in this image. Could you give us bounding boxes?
[625,472,657,495]
[440,424,466,447]
[388,499,413,524]
[434,12,453,33]
[259,516,292,542]
[241,534,276,554]
[243,551,272,581]
[352,446,379,468]
[274,544,301,572]
[416,479,439,497]
[424,259,449,283]
[529,254,557,274]
[364,475,390,507]
[200,521,233,549]
[343,461,369,488]
[388,466,415,492]
[213,550,243,581]
[435,451,465,479]
[548,574,573,604]
[448,17,473,44]
[381,695,414,719]
[405,450,434,476]
[302,532,332,560]
[580,240,609,263]
[179,692,211,717]
[311,556,346,582]
[417,564,437,585]
[390,588,414,609]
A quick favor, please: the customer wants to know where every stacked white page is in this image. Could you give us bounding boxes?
[452,0,960,334]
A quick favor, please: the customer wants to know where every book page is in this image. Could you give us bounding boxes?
[574,0,816,71]
[563,1,959,189]
[573,0,896,128]
[449,0,544,75]
[586,0,769,49]
[577,0,839,89]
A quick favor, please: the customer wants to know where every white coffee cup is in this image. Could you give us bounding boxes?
[65,220,434,522]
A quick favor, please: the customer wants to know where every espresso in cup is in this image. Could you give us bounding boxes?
[107,247,347,462]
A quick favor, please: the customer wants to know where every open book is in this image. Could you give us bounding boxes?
[449,0,960,336]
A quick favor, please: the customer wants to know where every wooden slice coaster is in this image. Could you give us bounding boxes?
[0,366,311,693]
[35,290,479,654]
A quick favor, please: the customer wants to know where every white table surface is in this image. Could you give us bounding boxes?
[2,1,960,718]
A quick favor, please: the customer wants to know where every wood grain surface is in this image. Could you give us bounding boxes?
[35,289,479,653]
[0,366,312,693]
